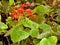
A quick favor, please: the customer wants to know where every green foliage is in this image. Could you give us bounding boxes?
[6,17,16,27]
[56,25,60,34]
[22,18,39,38]
[37,36,57,45]
[0,0,60,45]
[37,23,52,39]
[30,28,39,38]
[39,23,52,32]
[33,5,50,15]
[9,0,14,5]
[10,25,29,42]
[22,18,33,28]
[30,22,39,38]
[0,22,8,33]
[0,22,8,29]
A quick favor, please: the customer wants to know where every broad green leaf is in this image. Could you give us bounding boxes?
[57,25,60,31]
[33,5,50,15]
[48,36,57,45]
[30,22,39,38]
[31,22,39,29]
[9,0,14,5]
[37,15,45,24]
[6,17,16,27]
[37,32,51,39]
[10,25,29,42]
[22,18,33,28]
[57,25,60,34]
[30,28,39,38]
[39,23,52,32]
[39,38,51,45]
[37,36,57,45]
[37,23,52,39]
[0,29,6,33]
[0,22,8,29]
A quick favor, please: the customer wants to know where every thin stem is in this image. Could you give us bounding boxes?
[18,41,20,45]
[6,37,10,45]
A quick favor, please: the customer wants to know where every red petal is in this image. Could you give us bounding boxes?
[11,11,15,15]
[26,9,33,16]
[20,4,25,8]
[56,0,58,3]
[11,15,14,19]
[18,8,24,13]
[20,13,24,16]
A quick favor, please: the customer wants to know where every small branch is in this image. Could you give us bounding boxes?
[6,36,10,45]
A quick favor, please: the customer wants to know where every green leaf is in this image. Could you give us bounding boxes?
[39,38,51,45]
[9,0,14,5]
[10,25,29,42]
[6,17,16,27]
[22,18,33,28]
[48,36,57,45]
[30,28,39,38]
[37,23,52,39]
[39,23,52,32]
[0,29,6,33]
[0,22,8,29]
[33,5,50,15]
[37,32,51,39]
[30,22,39,38]
[37,15,45,24]
[31,22,39,29]
[56,25,60,34]
[37,36,57,45]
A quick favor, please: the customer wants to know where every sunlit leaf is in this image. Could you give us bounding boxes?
[22,18,33,28]
[33,5,50,15]
[30,28,39,38]
[9,0,14,5]
[0,22,8,29]
[37,36,57,45]
[10,25,29,42]
[37,23,52,39]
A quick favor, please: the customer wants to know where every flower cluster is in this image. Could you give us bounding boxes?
[53,0,60,7]
[11,3,36,20]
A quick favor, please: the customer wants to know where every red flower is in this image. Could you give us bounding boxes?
[26,9,33,16]
[11,11,18,19]
[20,4,29,8]
[19,13,24,16]
[20,4,25,8]
[56,0,58,3]
[11,15,14,19]
[11,11,16,16]
[18,8,24,13]
[11,11,16,19]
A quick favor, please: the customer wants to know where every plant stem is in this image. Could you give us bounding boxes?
[18,42,20,45]
[6,37,10,45]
